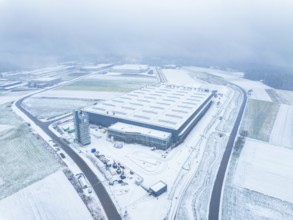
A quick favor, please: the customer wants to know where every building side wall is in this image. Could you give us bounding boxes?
[177,101,212,144]
[87,112,176,139]
[108,129,171,150]
[175,94,213,138]
[74,110,91,145]
[153,185,167,197]
[73,111,81,142]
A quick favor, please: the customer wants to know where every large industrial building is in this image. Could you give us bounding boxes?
[83,84,213,149]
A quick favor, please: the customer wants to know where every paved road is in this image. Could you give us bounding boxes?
[15,96,121,220]
[156,68,168,83]
[208,86,247,220]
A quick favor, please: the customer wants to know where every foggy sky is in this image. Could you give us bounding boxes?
[0,0,293,69]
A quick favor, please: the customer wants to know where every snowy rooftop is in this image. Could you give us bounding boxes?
[150,181,167,192]
[81,64,110,70]
[32,76,60,81]
[111,64,149,71]
[84,84,213,130]
[109,122,171,140]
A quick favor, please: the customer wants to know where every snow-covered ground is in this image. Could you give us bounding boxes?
[0,171,93,220]
[11,97,106,219]
[276,89,293,104]
[0,91,31,105]
[270,104,293,148]
[234,139,293,204]
[0,124,14,134]
[222,138,293,220]
[184,66,244,79]
[184,66,273,102]
[23,97,94,119]
[162,68,203,87]
[36,74,157,101]
[58,74,157,92]
[228,78,272,102]
[240,99,280,141]
[0,104,62,199]
[34,90,123,100]
[182,66,293,219]
[174,77,243,220]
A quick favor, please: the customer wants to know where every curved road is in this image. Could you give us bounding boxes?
[208,86,247,220]
[15,95,121,220]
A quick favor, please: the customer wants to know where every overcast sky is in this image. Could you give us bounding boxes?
[0,0,293,69]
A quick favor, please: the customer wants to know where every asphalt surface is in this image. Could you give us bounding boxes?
[156,68,168,83]
[15,96,121,220]
[208,86,247,220]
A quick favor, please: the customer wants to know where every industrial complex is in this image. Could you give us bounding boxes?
[83,84,214,149]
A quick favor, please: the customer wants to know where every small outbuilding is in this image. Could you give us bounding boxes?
[150,181,167,197]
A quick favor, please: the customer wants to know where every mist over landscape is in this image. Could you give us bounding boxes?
[1,0,293,88]
[1,1,293,220]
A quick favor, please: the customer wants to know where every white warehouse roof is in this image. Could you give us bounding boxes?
[150,181,167,193]
[84,84,212,130]
[111,64,149,71]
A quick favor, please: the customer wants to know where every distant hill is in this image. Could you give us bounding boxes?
[243,65,293,91]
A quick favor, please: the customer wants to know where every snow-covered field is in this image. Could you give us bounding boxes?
[229,78,272,102]
[0,171,93,220]
[234,139,293,203]
[184,66,273,102]
[222,138,293,220]
[270,104,293,148]
[240,99,280,141]
[0,91,31,105]
[34,89,123,100]
[162,68,203,87]
[0,104,62,199]
[184,66,244,80]
[23,97,94,119]
[275,89,293,104]
[0,124,15,134]
[57,74,157,92]
[35,74,157,101]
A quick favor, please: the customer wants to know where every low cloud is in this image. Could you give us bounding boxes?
[0,0,292,69]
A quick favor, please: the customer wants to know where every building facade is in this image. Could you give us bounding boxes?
[108,122,172,150]
[73,110,91,145]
